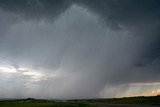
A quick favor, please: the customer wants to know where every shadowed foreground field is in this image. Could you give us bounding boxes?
[0,96,160,107]
[0,102,90,107]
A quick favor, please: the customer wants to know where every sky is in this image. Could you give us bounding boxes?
[0,0,160,99]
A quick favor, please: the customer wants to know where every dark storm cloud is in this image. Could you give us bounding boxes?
[0,0,71,20]
[76,0,160,70]
[75,0,160,28]
[0,0,160,98]
[72,0,160,84]
[79,0,160,68]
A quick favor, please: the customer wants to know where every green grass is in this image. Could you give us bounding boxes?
[86,95,160,105]
[0,96,160,107]
[0,101,91,107]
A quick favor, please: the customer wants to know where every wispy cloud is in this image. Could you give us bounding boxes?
[129,82,160,86]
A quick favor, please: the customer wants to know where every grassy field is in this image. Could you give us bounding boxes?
[86,95,160,105]
[0,96,160,107]
[0,101,91,107]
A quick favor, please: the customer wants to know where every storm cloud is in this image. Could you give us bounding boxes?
[0,0,160,99]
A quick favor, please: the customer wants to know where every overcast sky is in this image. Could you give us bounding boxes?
[0,0,160,99]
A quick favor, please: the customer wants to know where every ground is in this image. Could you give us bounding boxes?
[0,96,159,107]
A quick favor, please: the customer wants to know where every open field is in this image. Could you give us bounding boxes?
[0,101,90,107]
[86,95,160,105]
[0,96,160,107]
